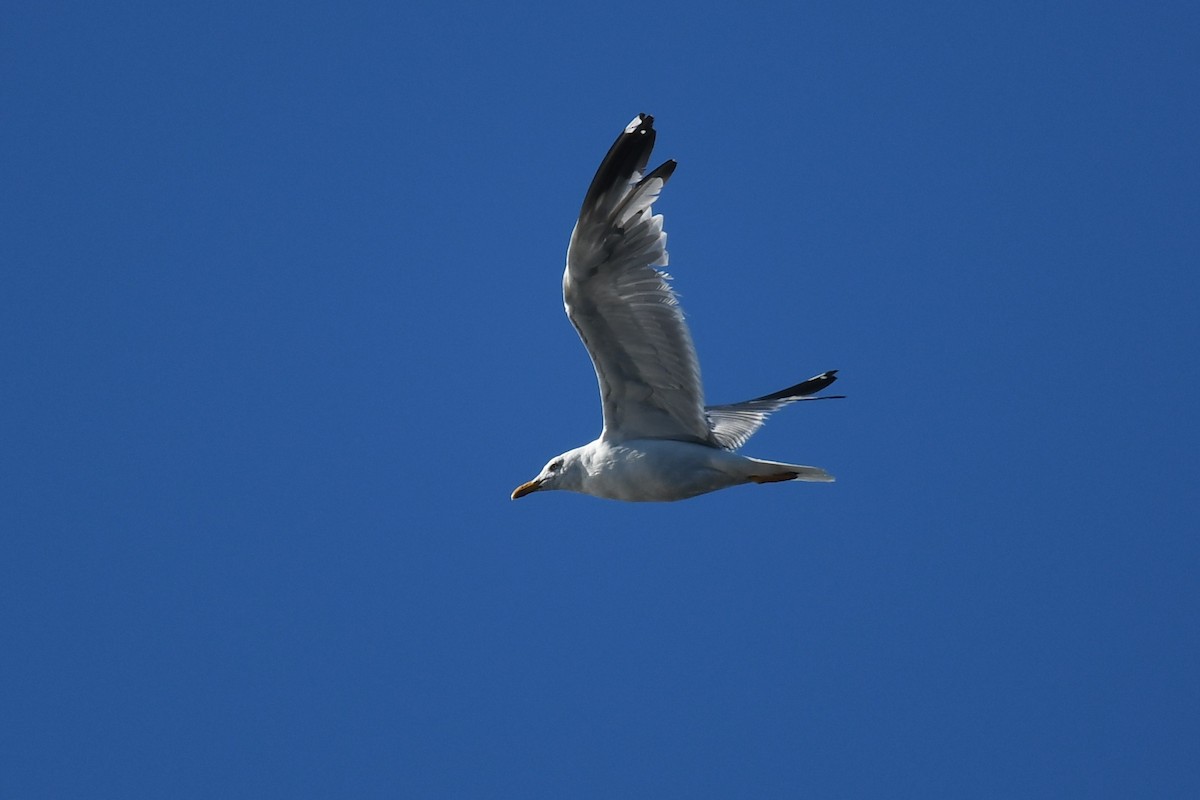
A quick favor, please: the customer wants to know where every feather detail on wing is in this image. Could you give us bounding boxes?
[564,114,711,444]
[706,371,844,450]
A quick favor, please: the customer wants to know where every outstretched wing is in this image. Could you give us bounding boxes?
[706,371,843,450]
[563,114,710,444]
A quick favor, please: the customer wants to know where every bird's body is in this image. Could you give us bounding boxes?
[523,439,835,503]
[512,114,841,503]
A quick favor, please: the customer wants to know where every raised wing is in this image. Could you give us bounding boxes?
[563,114,711,444]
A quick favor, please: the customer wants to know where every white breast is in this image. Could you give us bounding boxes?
[578,439,748,502]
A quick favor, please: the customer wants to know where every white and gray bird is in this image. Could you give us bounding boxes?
[512,114,842,502]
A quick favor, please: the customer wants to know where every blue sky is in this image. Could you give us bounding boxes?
[3,1,1198,797]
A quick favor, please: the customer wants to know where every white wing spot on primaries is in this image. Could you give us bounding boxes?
[624,116,643,134]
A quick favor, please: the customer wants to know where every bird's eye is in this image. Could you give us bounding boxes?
[549,459,563,472]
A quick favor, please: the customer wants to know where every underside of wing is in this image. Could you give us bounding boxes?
[564,114,711,445]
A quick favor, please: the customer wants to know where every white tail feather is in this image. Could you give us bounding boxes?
[742,457,835,484]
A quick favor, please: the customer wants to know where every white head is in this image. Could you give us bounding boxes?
[511,447,587,499]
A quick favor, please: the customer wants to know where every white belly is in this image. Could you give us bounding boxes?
[581,439,747,502]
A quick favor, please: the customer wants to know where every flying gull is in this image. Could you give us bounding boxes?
[512,114,842,502]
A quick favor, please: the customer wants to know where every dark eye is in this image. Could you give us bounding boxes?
[549,459,563,472]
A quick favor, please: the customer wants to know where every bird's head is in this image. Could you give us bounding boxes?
[511,448,585,499]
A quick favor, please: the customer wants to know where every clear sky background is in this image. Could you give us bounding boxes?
[3,1,1198,797]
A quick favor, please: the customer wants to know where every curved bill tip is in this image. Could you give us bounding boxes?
[511,479,541,500]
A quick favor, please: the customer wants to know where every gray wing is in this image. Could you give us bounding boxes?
[564,114,711,444]
[706,371,844,450]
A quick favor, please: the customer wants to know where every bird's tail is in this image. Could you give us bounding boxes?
[742,457,835,484]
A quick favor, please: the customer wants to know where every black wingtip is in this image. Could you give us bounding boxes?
[578,114,668,222]
[641,158,677,185]
[753,370,841,402]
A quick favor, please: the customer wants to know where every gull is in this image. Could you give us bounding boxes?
[512,114,842,503]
